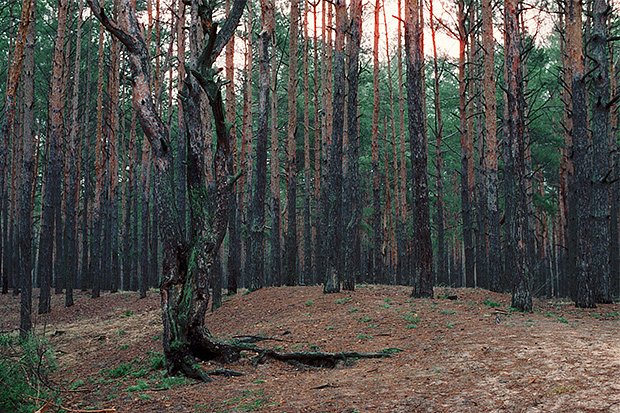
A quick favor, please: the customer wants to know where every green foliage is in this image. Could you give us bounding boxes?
[335,297,352,305]
[381,347,403,355]
[440,309,456,315]
[403,312,420,329]
[483,299,501,308]
[0,334,58,413]
[122,310,135,317]
[148,351,166,370]
[108,362,133,378]
[359,316,373,323]
[126,380,150,392]
[304,300,314,307]
[348,307,359,313]
[356,333,373,341]
[155,375,191,390]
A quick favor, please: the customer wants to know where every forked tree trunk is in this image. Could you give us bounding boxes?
[88,0,247,380]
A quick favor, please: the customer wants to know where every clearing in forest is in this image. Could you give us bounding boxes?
[1,285,619,412]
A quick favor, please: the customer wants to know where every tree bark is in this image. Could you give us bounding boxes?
[566,0,595,308]
[285,0,300,286]
[405,0,434,297]
[342,0,362,291]
[18,0,35,337]
[38,0,69,313]
[590,0,612,304]
[504,0,532,311]
[323,0,347,294]
[249,0,273,290]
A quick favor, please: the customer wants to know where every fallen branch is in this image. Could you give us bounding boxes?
[232,335,286,344]
[252,350,391,368]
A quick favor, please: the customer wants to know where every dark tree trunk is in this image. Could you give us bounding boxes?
[65,0,84,306]
[567,0,595,308]
[405,0,434,298]
[590,0,612,304]
[284,0,300,287]
[323,0,346,294]
[19,0,35,336]
[88,0,247,380]
[38,0,69,313]
[343,0,362,291]
[371,0,382,285]
[249,4,271,291]
[429,0,446,286]
[504,0,532,311]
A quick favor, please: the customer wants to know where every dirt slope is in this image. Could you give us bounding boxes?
[1,285,619,412]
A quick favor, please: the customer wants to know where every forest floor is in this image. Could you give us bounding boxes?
[2,285,620,413]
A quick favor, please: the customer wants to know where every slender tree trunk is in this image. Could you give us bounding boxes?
[249,0,274,290]
[371,0,382,284]
[429,0,446,286]
[405,0,434,297]
[18,0,35,336]
[482,0,500,291]
[65,0,84,306]
[225,0,239,295]
[285,0,300,286]
[457,0,474,288]
[38,0,69,313]
[302,4,312,284]
[90,18,106,299]
[504,0,532,311]
[140,138,151,298]
[343,0,362,291]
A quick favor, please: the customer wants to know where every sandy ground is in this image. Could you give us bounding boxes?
[1,285,619,412]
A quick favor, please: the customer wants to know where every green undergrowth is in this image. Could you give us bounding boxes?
[0,333,59,413]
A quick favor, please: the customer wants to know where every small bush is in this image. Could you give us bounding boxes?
[148,351,166,370]
[483,299,501,308]
[108,362,132,378]
[0,333,57,413]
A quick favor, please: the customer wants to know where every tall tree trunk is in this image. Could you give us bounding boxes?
[457,0,474,288]
[371,0,382,284]
[225,0,239,295]
[567,0,595,308]
[405,0,434,297]
[249,0,274,290]
[343,0,362,291]
[482,0,500,291]
[90,18,106,299]
[429,0,446,286]
[38,0,69,313]
[18,0,35,336]
[285,0,300,286]
[590,0,612,304]
[504,0,532,311]
[88,0,248,380]
[65,0,84,306]
[323,0,346,294]
[302,3,312,284]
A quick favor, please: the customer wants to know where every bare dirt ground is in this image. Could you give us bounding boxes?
[2,285,620,413]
